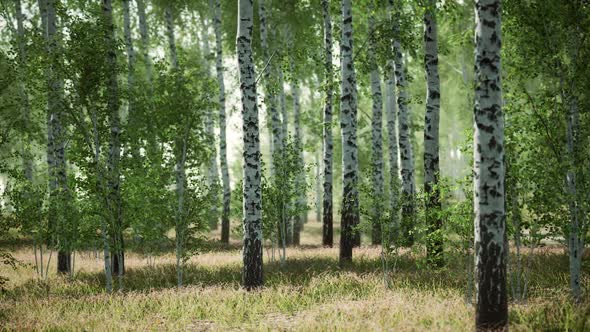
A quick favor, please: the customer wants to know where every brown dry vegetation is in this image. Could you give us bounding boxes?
[1,222,589,331]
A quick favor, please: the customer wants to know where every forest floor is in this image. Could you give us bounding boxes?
[1,221,589,331]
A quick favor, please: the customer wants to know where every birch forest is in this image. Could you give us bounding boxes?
[1,0,589,330]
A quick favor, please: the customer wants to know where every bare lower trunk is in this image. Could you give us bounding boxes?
[15,0,33,181]
[321,0,334,247]
[385,60,400,245]
[210,0,231,244]
[102,0,124,278]
[291,57,304,246]
[389,0,416,247]
[339,0,359,264]
[45,0,71,275]
[565,94,583,302]
[238,0,263,289]
[473,0,508,329]
[368,0,384,246]
[423,0,442,266]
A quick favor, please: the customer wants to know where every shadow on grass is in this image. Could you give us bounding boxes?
[4,246,583,305]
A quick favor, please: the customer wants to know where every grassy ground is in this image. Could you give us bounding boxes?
[1,221,589,331]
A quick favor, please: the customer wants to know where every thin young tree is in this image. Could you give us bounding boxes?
[15,0,33,183]
[238,0,263,289]
[102,0,124,278]
[200,16,221,230]
[45,0,71,275]
[321,0,334,247]
[368,0,384,245]
[423,0,443,265]
[473,0,508,329]
[122,0,137,159]
[210,0,231,244]
[385,59,400,244]
[258,0,282,172]
[291,56,304,246]
[339,0,359,263]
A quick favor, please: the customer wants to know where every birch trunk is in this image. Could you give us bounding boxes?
[315,152,321,223]
[175,129,188,287]
[123,0,138,159]
[368,0,384,246]
[201,15,220,230]
[136,0,151,82]
[103,0,124,278]
[389,0,416,247]
[565,94,583,302]
[291,59,303,246]
[45,0,71,275]
[423,0,442,265]
[238,0,263,289]
[136,0,161,170]
[385,60,400,243]
[321,0,334,247]
[15,0,33,182]
[473,0,508,329]
[164,5,186,288]
[210,0,231,244]
[277,64,292,246]
[339,0,359,263]
[92,109,113,293]
[258,0,282,171]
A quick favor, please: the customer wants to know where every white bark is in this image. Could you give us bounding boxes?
[201,15,220,228]
[291,57,304,245]
[339,0,359,262]
[321,0,334,247]
[389,0,415,245]
[92,109,113,293]
[15,0,33,181]
[123,0,135,112]
[165,6,178,70]
[565,94,583,301]
[385,60,400,238]
[136,0,152,82]
[238,0,263,289]
[258,0,282,170]
[46,0,70,274]
[164,5,186,288]
[423,0,442,264]
[473,0,507,328]
[210,0,231,243]
[103,0,123,280]
[315,152,321,223]
[368,0,384,245]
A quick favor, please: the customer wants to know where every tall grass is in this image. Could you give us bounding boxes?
[0,223,588,331]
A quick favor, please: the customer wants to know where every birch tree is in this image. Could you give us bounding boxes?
[473,0,508,329]
[15,0,33,183]
[163,4,188,287]
[385,60,400,244]
[45,0,71,275]
[339,0,359,263]
[102,0,124,278]
[389,0,416,247]
[258,0,282,172]
[210,0,231,244]
[200,16,220,230]
[291,57,304,246]
[423,0,443,265]
[321,0,334,247]
[238,0,263,289]
[368,0,384,246]
[136,0,151,78]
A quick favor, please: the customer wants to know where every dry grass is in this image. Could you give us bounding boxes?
[1,222,589,331]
